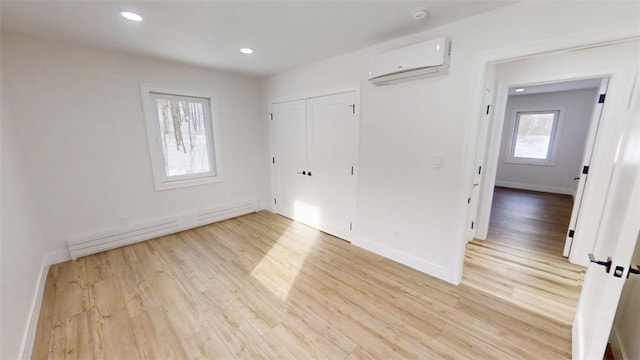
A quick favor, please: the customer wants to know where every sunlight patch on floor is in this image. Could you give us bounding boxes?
[293,200,320,228]
[250,222,317,301]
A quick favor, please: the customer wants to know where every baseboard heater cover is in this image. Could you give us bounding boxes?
[67,199,258,259]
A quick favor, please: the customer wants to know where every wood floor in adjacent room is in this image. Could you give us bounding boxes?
[34,210,574,359]
[464,187,587,326]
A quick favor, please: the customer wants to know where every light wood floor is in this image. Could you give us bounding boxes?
[464,187,587,326]
[33,210,573,359]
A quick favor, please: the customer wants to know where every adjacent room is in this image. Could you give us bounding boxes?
[2,1,639,359]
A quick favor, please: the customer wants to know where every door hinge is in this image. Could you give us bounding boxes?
[350,104,355,114]
[351,166,354,175]
[274,198,277,205]
[270,113,273,120]
[272,157,275,164]
[485,105,492,115]
[582,165,590,175]
[349,222,353,231]
[568,229,575,238]
[471,221,475,230]
[467,197,471,204]
[598,94,606,104]
[478,166,482,175]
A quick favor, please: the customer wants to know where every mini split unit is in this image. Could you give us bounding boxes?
[368,37,451,86]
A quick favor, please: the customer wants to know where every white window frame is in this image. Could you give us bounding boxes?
[140,85,223,191]
[505,109,562,166]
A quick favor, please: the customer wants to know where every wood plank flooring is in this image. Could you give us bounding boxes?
[32,210,574,359]
[464,187,586,326]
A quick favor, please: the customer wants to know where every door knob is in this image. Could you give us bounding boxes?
[588,253,612,273]
[628,265,640,278]
[297,171,307,175]
[307,172,312,176]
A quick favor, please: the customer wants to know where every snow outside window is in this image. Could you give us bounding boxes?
[507,110,560,165]
[141,86,222,190]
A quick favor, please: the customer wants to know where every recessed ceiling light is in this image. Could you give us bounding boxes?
[240,48,254,54]
[515,88,525,92]
[120,11,143,22]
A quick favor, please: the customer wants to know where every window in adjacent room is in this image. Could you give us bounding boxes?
[507,110,560,165]
[141,86,221,190]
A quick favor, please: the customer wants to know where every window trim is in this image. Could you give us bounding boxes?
[505,109,563,166]
[140,85,223,191]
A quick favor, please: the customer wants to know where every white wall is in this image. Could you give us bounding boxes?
[496,88,599,196]
[1,33,271,260]
[263,1,640,283]
[1,79,46,359]
[612,232,640,360]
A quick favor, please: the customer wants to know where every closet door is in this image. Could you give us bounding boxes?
[308,91,357,239]
[270,100,313,222]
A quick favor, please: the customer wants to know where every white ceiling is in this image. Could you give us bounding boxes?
[0,1,516,77]
[508,78,602,96]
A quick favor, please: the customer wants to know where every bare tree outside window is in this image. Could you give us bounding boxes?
[155,98,212,176]
[510,110,560,163]
[141,86,220,190]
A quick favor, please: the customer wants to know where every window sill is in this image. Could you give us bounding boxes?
[154,176,224,191]
[504,158,555,167]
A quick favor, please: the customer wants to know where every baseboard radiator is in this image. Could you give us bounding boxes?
[67,199,259,259]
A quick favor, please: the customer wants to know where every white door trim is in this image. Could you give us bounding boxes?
[450,24,640,284]
[268,86,361,242]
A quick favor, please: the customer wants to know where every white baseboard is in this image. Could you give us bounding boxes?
[67,199,258,259]
[21,201,259,359]
[495,180,575,196]
[353,236,451,284]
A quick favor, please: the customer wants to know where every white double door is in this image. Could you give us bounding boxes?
[270,91,357,241]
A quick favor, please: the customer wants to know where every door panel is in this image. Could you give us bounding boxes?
[468,88,493,241]
[271,100,312,222]
[564,78,609,257]
[572,73,640,359]
[308,92,357,240]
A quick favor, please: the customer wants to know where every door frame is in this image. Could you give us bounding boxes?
[267,86,361,241]
[476,75,609,253]
[450,25,640,284]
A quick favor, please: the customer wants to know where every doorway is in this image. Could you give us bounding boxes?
[462,39,639,325]
[464,78,604,324]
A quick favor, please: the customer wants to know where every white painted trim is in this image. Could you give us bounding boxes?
[268,86,361,244]
[495,181,575,196]
[353,236,453,284]
[68,199,258,259]
[452,23,640,284]
[19,249,71,360]
[44,249,72,266]
[269,86,360,106]
[504,108,564,166]
[19,257,48,360]
[139,84,224,191]
[19,201,258,358]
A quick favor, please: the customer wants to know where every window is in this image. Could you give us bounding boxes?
[507,110,560,165]
[141,86,221,190]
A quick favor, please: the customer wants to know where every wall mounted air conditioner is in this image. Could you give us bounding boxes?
[368,37,451,86]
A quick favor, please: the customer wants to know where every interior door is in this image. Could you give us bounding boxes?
[270,100,312,222]
[308,92,357,240]
[572,74,640,359]
[563,78,609,256]
[467,88,493,241]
